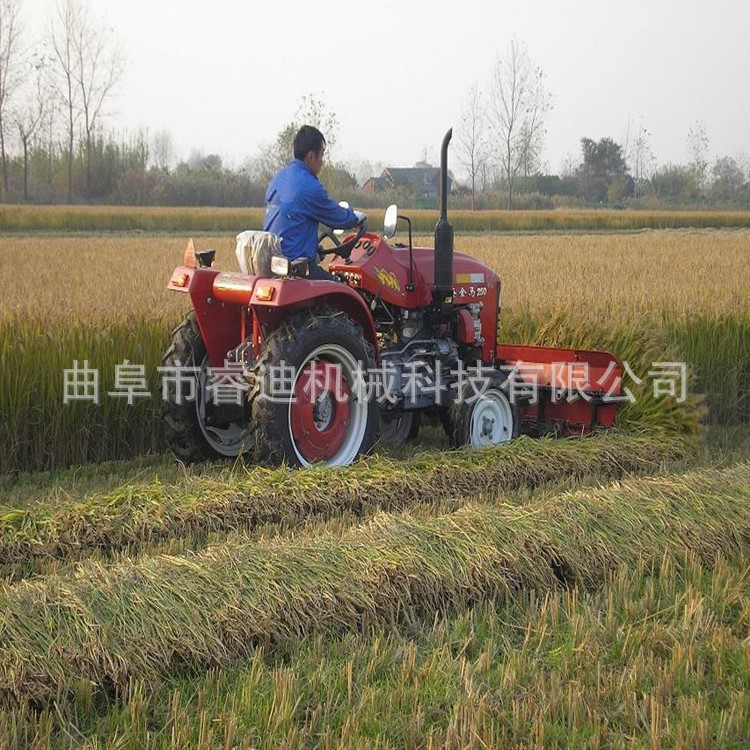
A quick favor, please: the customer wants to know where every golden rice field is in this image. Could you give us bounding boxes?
[3,228,750,320]
[0,227,748,472]
[0,219,749,748]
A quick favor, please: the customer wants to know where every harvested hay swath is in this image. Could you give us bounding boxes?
[0,430,694,571]
[1,462,748,708]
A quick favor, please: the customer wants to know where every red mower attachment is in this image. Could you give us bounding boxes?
[496,344,623,436]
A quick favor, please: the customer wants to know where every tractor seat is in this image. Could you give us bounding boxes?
[235,230,283,277]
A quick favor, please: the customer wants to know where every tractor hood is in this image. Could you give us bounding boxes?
[330,234,500,310]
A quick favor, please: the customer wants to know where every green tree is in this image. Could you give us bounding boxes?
[182,149,223,173]
[320,163,357,196]
[649,164,699,205]
[710,156,747,206]
[577,137,632,204]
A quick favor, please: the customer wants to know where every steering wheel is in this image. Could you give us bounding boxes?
[317,218,368,262]
[317,225,342,249]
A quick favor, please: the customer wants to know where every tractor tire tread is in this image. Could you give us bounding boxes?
[160,311,215,463]
[251,308,378,466]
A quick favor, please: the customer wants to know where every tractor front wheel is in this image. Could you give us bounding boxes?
[446,371,519,449]
[251,310,379,467]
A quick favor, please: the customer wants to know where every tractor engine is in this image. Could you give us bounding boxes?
[378,335,460,411]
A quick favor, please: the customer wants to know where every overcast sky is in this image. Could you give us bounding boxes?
[23,0,750,176]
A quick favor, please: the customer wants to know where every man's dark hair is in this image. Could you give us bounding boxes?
[293,125,326,161]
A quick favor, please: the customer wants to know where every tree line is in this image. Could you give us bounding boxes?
[456,43,749,210]
[0,3,747,210]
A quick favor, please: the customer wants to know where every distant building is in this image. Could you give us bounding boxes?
[362,176,389,194]
[362,167,452,197]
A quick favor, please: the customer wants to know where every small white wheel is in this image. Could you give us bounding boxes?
[161,312,252,462]
[195,356,253,457]
[446,371,519,449]
[468,390,515,448]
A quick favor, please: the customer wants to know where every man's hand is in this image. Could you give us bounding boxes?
[354,210,367,226]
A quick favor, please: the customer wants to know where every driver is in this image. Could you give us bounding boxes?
[263,125,365,281]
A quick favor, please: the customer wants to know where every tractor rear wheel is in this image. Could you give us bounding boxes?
[446,371,519,449]
[161,312,252,462]
[251,310,379,467]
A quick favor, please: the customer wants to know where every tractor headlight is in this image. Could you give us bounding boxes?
[271,256,290,277]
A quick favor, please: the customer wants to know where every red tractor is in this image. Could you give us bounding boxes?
[162,130,622,467]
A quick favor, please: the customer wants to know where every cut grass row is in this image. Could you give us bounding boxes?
[1,462,748,708]
[3,204,750,232]
[3,551,746,749]
[0,429,694,576]
[2,423,744,516]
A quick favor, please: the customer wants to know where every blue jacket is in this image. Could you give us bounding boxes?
[263,159,357,261]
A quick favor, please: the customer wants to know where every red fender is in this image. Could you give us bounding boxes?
[247,278,378,354]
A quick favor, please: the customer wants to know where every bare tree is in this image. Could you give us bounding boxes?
[50,0,123,201]
[50,0,79,202]
[296,93,338,153]
[40,88,59,196]
[255,93,340,181]
[13,54,47,200]
[488,39,551,210]
[457,82,488,210]
[0,0,22,196]
[72,2,124,197]
[687,120,709,196]
[626,118,656,196]
[151,128,175,171]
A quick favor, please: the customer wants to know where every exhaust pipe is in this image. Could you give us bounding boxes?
[433,128,454,308]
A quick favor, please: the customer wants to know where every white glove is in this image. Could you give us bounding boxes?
[354,210,367,225]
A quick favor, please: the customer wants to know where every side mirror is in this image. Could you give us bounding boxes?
[383,204,398,239]
[334,200,351,236]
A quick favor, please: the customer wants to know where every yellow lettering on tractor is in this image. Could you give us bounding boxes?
[375,267,401,292]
